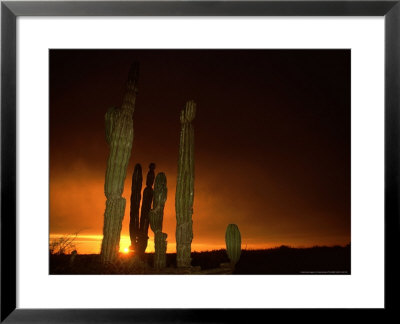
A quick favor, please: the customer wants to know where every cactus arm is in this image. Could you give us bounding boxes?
[121,62,139,115]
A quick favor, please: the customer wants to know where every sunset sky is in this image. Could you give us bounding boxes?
[50,49,350,254]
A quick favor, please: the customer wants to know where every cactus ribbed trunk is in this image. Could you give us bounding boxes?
[136,163,155,255]
[175,101,196,268]
[100,63,139,263]
[225,224,241,266]
[149,172,168,269]
[129,164,142,252]
[154,232,167,269]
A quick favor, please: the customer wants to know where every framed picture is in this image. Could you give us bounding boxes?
[1,0,399,322]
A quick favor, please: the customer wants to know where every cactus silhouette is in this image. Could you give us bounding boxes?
[175,100,196,267]
[136,163,156,255]
[129,163,143,252]
[225,224,241,265]
[100,62,139,263]
[149,172,168,269]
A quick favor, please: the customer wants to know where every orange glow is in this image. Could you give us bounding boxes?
[49,233,349,255]
[50,170,350,255]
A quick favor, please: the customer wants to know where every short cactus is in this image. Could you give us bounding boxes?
[149,172,168,269]
[225,224,241,265]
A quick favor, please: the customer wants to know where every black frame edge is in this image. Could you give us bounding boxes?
[1,2,16,323]
[384,1,400,314]
[2,1,399,16]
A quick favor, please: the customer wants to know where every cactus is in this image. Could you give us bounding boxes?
[100,62,139,263]
[225,224,241,265]
[136,163,156,255]
[128,163,156,256]
[153,232,167,269]
[175,100,196,268]
[129,164,143,251]
[149,172,168,269]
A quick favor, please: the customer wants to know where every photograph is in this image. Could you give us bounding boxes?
[49,49,351,275]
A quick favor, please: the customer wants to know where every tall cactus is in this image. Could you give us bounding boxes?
[175,100,196,268]
[149,172,168,269]
[129,163,142,252]
[225,224,241,265]
[100,63,139,263]
[136,163,156,255]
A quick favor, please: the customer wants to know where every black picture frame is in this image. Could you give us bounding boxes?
[1,0,399,322]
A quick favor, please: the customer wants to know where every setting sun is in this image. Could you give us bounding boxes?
[123,247,129,254]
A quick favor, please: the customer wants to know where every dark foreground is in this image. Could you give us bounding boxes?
[50,245,350,275]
